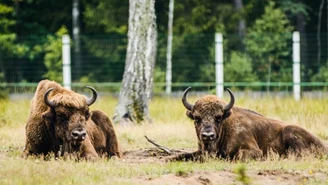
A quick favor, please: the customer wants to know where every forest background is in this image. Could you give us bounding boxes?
[0,0,328,93]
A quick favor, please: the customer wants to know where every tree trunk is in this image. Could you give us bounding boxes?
[317,0,324,67]
[165,0,174,95]
[113,0,157,125]
[233,0,246,51]
[72,0,81,80]
[296,1,308,81]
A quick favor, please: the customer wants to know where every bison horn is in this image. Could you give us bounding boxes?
[86,86,98,106]
[223,88,235,112]
[44,88,56,108]
[182,86,194,111]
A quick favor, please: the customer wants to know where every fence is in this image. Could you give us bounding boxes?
[1,32,328,99]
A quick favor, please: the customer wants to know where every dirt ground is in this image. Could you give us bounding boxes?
[122,148,328,185]
[134,170,328,185]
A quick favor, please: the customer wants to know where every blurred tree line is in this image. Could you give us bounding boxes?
[0,0,327,90]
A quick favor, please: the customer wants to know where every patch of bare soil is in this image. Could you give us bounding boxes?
[122,148,190,163]
[122,148,328,185]
[135,170,328,185]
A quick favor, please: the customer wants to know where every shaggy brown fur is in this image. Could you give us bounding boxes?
[23,80,121,160]
[171,87,328,161]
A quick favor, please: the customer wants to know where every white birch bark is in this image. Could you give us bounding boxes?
[113,0,157,124]
[165,0,174,95]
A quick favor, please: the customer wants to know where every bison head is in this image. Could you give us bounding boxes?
[182,87,234,144]
[42,86,97,154]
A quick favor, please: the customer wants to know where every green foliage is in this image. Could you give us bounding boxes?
[81,34,126,82]
[277,0,310,19]
[79,1,128,83]
[245,1,294,83]
[0,3,29,82]
[0,87,9,100]
[42,26,68,82]
[153,67,165,84]
[0,0,74,82]
[246,2,293,57]
[311,62,328,89]
[0,0,317,88]
[152,67,166,93]
[198,64,215,82]
[0,34,15,53]
[0,3,15,52]
[0,4,15,32]
[172,1,235,34]
[224,51,258,83]
[83,0,128,34]
[155,1,237,89]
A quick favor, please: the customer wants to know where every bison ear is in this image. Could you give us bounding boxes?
[42,110,54,121]
[186,110,194,119]
[85,110,91,120]
[223,109,232,119]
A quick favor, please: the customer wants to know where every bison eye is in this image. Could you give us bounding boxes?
[194,116,201,123]
[57,113,66,119]
[215,116,222,123]
[85,111,90,120]
[56,113,68,123]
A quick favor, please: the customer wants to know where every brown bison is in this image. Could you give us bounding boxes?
[23,80,121,160]
[171,87,328,161]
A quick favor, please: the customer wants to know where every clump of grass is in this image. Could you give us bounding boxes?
[234,164,251,185]
[121,133,136,144]
[0,88,9,100]
[175,169,189,177]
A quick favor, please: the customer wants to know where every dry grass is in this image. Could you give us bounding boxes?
[1,94,328,184]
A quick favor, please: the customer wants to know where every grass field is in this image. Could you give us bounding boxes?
[1,93,328,185]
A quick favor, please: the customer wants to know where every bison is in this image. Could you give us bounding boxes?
[23,80,121,160]
[171,87,328,161]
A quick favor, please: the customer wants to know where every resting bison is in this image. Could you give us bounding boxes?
[171,87,328,161]
[23,80,121,160]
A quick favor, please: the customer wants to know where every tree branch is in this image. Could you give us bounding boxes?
[144,135,172,154]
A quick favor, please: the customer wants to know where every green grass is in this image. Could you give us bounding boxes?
[1,95,328,184]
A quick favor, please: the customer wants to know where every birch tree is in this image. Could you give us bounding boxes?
[165,0,174,95]
[233,0,246,51]
[113,0,157,124]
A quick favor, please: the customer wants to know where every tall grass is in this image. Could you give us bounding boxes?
[1,94,328,184]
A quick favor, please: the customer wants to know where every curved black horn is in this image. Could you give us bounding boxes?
[86,86,98,106]
[223,88,235,112]
[44,88,56,108]
[182,86,193,111]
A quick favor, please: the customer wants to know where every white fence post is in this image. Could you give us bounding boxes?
[215,33,223,97]
[293,31,300,101]
[62,35,71,90]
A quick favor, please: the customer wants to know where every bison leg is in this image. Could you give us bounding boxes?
[282,125,327,156]
[79,136,99,161]
[166,150,204,162]
[234,148,263,161]
[22,137,59,160]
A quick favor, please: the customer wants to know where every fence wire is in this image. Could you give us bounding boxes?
[1,33,328,95]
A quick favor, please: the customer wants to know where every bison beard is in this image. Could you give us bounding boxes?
[23,80,121,160]
[167,87,328,161]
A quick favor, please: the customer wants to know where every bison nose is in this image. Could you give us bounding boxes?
[201,132,216,141]
[71,130,87,141]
